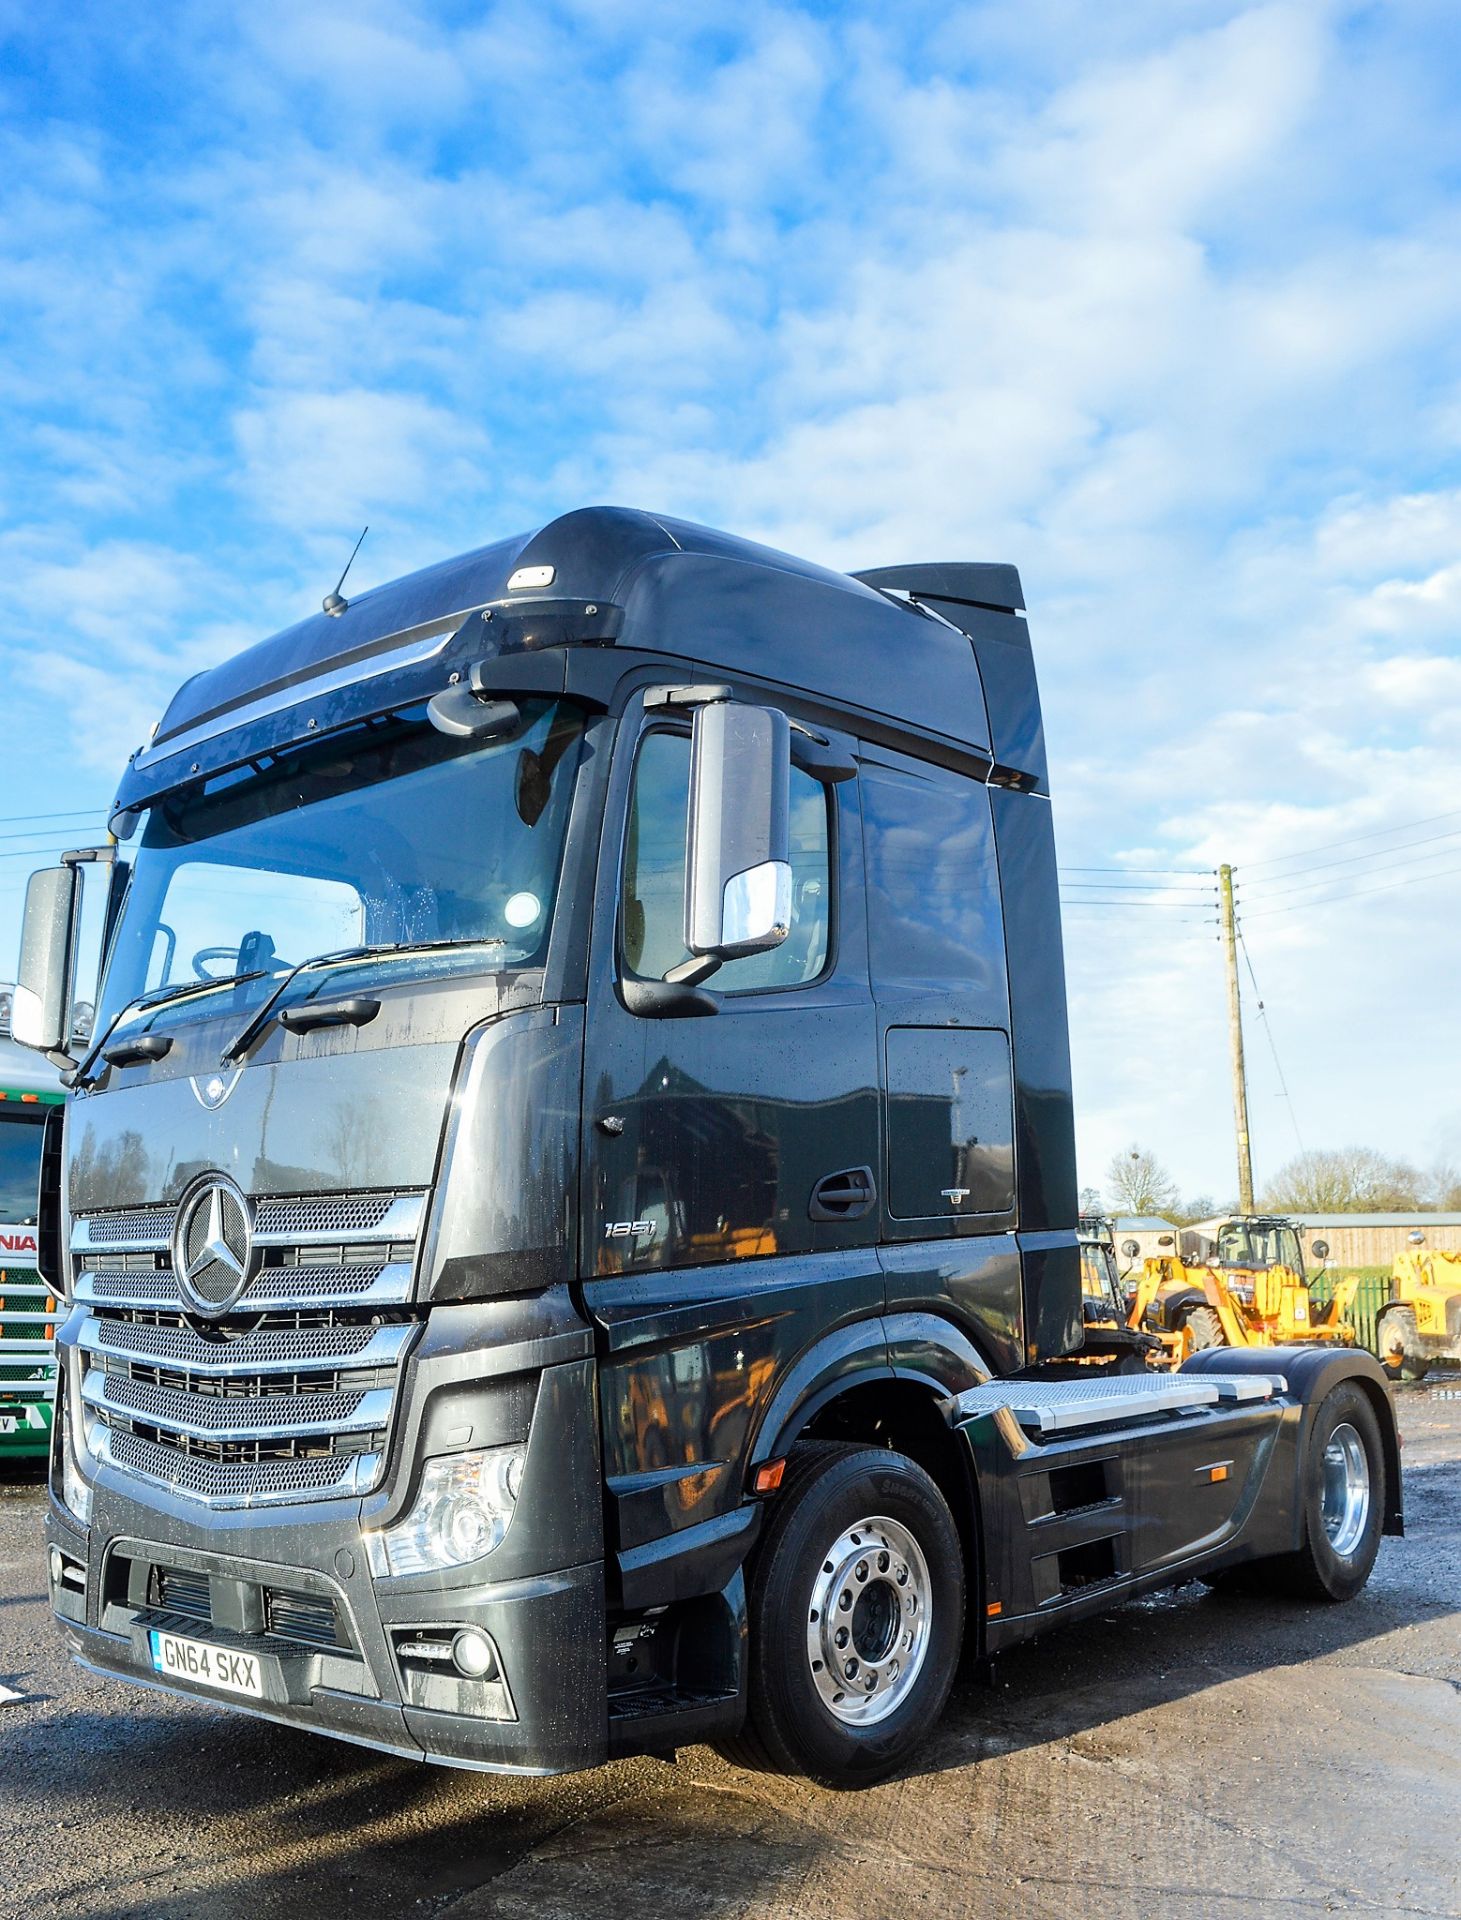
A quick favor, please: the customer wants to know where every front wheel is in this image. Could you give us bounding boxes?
[1181,1304,1227,1352]
[716,1443,965,1785]
[1376,1307,1429,1383]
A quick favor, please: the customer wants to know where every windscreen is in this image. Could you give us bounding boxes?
[96,698,586,1032]
[1216,1222,1302,1273]
[0,1108,46,1222]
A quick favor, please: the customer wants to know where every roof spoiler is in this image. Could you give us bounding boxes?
[852,562,1024,614]
[853,562,1044,792]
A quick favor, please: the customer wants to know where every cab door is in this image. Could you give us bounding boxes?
[579,688,881,1589]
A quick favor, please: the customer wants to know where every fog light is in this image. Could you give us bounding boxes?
[48,1547,63,1584]
[452,1628,496,1679]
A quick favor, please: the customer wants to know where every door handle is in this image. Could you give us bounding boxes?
[809,1166,877,1223]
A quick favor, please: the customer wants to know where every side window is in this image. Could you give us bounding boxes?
[861,755,1004,1000]
[623,729,832,992]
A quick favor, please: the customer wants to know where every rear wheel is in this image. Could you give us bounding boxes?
[1214,1382,1386,1602]
[715,1443,964,1785]
[1181,1304,1226,1352]
[1376,1307,1429,1382]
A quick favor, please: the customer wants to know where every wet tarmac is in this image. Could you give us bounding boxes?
[2,1385,1458,1919]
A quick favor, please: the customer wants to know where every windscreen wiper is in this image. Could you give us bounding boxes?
[219,946,384,1064]
[218,939,502,1065]
[72,970,271,1087]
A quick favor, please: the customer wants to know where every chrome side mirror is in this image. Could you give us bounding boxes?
[685,701,791,959]
[1121,1239,1141,1261]
[13,865,81,1062]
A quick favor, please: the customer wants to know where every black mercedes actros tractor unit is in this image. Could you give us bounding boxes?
[13,507,1399,1785]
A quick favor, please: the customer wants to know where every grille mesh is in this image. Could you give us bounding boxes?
[79,1191,412,1248]
[96,1314,381,1368]
[82,1262,408,1310]
[77,1187,421,1507]
[83,1209,174,1247]
[110,1427,368,1501]
[255,1194,397,1237]
[102,1371,368,1434]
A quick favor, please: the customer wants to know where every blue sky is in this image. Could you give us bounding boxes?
[2,0,1460,1197]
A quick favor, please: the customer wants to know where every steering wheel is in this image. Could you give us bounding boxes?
[191,946,244,981]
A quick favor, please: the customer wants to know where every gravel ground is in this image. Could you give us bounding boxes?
[1,1385,1457,1920]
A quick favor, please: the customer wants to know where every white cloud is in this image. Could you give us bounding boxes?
[231,387,488,533]
[1,0,1459,1192]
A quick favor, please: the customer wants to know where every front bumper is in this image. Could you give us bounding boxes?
[46,1485,608,1775]
[46,1337,612,1775]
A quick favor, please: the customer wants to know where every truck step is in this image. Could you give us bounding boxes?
[608,1685,737,1721]
[954,1371,1285,1439]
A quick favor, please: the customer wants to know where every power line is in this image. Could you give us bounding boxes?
[0,823,107,847]
[1240,856,1461,919]
[0,841,91,864]
[0,806,111,827]
[1058,880,1217,893]
[1239,823,1461,893]
[1235,923,1305,1156]
[1059,895,1214,905]
[1058,866,1212,876]
[1241,805,1461,872]
[1238,839,1461,905]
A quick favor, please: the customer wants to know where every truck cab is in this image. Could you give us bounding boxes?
[13,509,1399,1785]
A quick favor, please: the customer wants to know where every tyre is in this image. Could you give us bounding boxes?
[1181,1304,1226,1352]
[715,1443,965,1785]
[1376,1307,1429,1383]
[1261,1382,1387,1602]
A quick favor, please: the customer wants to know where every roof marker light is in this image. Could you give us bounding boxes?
[507,564,555,591]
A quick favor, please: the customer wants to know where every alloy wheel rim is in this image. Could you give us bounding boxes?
[1320,1421,1370,1558]
[805,1514,931,1726]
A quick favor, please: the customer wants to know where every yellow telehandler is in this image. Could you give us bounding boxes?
[1376,1242,1461,1381]
[1075,1216,1169,1368]
[1131,1216,1359,1356]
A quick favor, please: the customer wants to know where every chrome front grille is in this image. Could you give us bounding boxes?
[75,1262,416,1313]
[69,1189,424,1508]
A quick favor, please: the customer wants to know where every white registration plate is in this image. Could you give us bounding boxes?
[149,1629,265,1698]
[0,1415,17,1434]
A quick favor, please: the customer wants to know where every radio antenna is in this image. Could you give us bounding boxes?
[322,526,368,617]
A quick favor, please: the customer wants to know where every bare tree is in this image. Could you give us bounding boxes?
[1427,1162,1461,1211]
[1106,1145,1178,1217]
[1262,1147,1422,1214]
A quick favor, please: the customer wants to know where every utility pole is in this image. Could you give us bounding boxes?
[1219,863,1254,1213]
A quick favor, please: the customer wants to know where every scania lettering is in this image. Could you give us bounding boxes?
[14,509,1400,1784]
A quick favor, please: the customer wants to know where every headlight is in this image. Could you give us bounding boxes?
[62,1432,93,1525]
[364,1446,525,1579]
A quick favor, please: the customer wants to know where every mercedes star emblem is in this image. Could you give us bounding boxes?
[172,1173,256,1318]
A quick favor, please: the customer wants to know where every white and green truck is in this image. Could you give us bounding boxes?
[0,986,65,1461]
